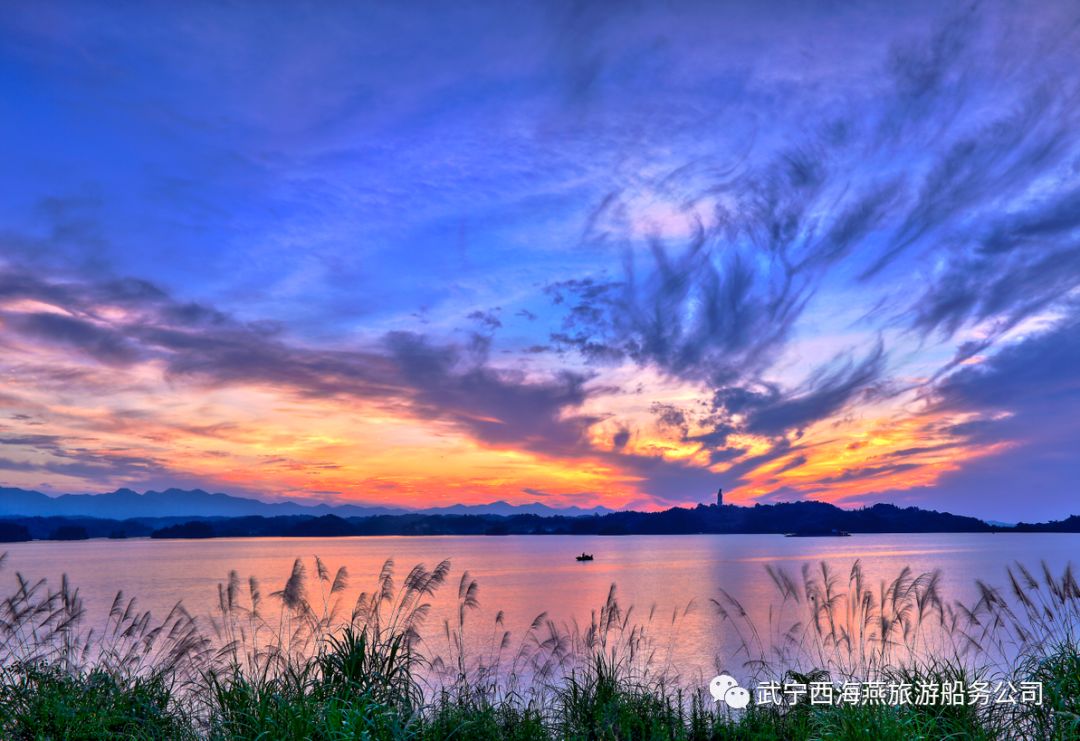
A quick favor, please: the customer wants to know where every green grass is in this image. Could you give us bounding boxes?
[0,663,194,740]
[2,553,1079,739]
[2,633,1078,739]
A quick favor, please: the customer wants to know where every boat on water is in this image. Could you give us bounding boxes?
[576,553,594,561]
[784,529,851,538]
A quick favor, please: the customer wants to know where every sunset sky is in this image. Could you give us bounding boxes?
[2,1,1079,520]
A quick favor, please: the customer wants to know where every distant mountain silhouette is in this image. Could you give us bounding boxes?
[9,487,1073,542]
[1012,515,1080,532]
[0,487,614,520]
[1,499,1025,542]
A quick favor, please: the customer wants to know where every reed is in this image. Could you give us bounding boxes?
[1,551,1078,739]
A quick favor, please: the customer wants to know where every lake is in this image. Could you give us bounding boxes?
[3,533,1078,684]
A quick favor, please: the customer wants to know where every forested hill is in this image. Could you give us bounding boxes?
[0,500,1005,542]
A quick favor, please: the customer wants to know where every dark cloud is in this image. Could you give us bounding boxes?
[884,9,974,118]
[3,312,142,366]
[888,443,958,458]
[549,331,625,363]
[817,462,921,485]
[686,424,736,450]
[466,309,503,330]
[741,342,885,437]
[773,455,808,475]
[633,343,884,478]
[0,448,169,481]
[933,317,1080,418]
[0,266,601,467]
[161,301,230,327]
[556,236,810,390]
[882,316,1080,520]
[650,403,688,436]
[0,458,38,473]
[611,452,727,506]
[0,433,63,447]
[384,331,597,457]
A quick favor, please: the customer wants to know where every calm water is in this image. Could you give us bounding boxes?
[3,533,1078,681]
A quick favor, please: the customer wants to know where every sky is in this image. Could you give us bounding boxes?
[1,0,1079,521]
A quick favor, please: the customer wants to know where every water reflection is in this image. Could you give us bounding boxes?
[2,533,1078,681]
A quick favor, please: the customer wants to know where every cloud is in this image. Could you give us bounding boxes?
[817,462,921,486]
[933,315,1080,419]
[0,265,601,470]
[0,448,170,481]
[739,342,885,437]
[3,312,143,365]
[611,451,728,506]
[531,4,1080,508]
[650,403,688,436]
[560,4,1079,362]
[383,331,597,457]
[466,308,503,330]
[3,0,1080,512]
[886,316,1080,519]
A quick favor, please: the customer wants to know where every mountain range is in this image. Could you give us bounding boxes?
[0,487,614,520]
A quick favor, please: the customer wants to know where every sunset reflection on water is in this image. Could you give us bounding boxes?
[3,533,1078,682]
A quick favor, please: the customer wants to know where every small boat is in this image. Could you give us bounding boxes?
[576,553,594,561]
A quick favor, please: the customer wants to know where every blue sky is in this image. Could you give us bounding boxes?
[1,0,1079,520]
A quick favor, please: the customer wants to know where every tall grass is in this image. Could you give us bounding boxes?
[1,550,1078,739]
[0,552,210,679]
[0,551,210,737]
[712,561,958,680]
